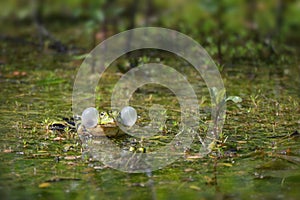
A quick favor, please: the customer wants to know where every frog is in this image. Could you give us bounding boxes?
[78,110,124,137]
[47,111,123,137]
[81,111,148,154]
[47,110,146,153]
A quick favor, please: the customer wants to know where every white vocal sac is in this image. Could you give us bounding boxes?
[81,107,99,128]
[120,106,137,127]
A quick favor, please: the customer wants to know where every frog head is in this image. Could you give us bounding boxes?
[99,111,115,125]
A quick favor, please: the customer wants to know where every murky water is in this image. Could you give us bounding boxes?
[0,32,300,200]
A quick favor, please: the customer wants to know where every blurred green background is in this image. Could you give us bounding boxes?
[0,0,299,64]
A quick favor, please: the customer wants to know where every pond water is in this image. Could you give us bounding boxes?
[0,32,300,200]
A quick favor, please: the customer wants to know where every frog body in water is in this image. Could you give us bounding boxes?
[48,111,123,137]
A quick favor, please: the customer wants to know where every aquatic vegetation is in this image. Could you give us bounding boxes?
[0,1,299,199]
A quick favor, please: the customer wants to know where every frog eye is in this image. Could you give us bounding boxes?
[99,112,106,118]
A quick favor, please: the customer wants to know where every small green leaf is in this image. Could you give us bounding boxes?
[226,96,242,103]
